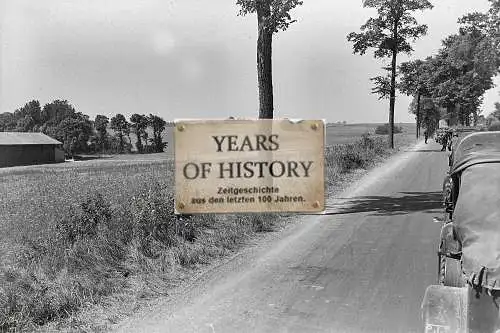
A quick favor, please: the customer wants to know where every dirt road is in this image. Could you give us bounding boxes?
[114,140,447,333]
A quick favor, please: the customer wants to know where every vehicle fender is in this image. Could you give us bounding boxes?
[440,222,461,257]
[442,175,454,213]
[421,285,468,333]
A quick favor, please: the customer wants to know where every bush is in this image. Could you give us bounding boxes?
[375,123,403,135]
[55,193,113,246]
[323,135,389,190]
[488,121,500,131]
[1,191,129,331]
[0,180,278,331]
[130,182,199,257]
[326,135,388,174]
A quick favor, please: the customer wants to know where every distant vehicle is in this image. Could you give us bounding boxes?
[422,131,500,333]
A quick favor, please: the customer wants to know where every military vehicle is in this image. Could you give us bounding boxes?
[422,131,500,333]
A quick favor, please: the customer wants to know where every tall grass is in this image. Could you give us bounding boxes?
[0,133,401,331]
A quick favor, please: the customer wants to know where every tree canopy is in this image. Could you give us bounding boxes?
[0,99,169,156]
[383,0,500,131]
[236,0,303,33]
[348,0,433,58]
[348,0,433,148]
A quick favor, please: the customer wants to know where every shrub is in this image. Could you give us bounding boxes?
[0,192,128,331]
[375,123,403,135]
[55,192,113,246]
[325,135,388,174]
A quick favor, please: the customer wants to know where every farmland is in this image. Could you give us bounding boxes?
[129,122,416,158]
[0,123,416,331]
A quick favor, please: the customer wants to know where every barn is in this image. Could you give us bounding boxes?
[0,132,65,167]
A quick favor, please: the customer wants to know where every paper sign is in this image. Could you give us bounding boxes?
[174,119,325,214]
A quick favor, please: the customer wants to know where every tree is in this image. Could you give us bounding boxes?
[7,100,43,132]
[408,95,439,134]
[489,0,500,48]
[15,116,35,132]
[41,100,78,125]
[56,117,93,155]
[370,68,392,100]
[236,0,303,119]
[148,114,167,153]
[426,28,499,126]
[15,100,42,129]
[123,122,132,149]
[0,112,16,131]
[492,102,500,120]
[431,2,499,126]
[460,0,499,51]
[398,59,431,137]
[347,0,433,148]
[130,114,149,153]
[110,114,129,153]
[37,100,92,152]
[477,114,487,126]
[94,115,109,152]
[487,113,498,127]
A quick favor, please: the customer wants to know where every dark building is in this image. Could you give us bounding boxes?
[0,132,64,168]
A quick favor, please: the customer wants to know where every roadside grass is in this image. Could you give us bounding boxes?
[0,132,416,332]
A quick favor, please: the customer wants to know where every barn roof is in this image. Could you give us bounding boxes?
[0,132,62,145]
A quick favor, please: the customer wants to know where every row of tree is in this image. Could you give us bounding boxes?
[237,0,499,148]
[486,102,500,125]
[348,0,500,143]
[399,0,500,136]
[0,99,168,156]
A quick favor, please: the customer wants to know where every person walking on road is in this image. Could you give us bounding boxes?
[448,131,458,152]
[441,130,450,151]
[424,129,428,144]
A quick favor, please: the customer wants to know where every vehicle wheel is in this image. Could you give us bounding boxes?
[440,256,464,287]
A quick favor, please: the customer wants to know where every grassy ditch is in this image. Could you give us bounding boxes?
[0,133,411,332]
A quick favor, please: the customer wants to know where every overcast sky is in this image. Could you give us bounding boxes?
[1,0,498,124]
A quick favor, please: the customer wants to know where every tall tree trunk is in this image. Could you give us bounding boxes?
[388,21,398,149]
[152,129,157,152]
[119,132,124,153]
[136,132,142,153]
[416,91,421,139]
[142,132,149,151]
[256,0,274,119]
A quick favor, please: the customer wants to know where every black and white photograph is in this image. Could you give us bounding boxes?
[0,0,499,332]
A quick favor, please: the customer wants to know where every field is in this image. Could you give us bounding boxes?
[0,123,417,331]
[146,122,416,157]
[67,122,417,162]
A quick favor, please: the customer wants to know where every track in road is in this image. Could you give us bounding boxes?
[115,141,448,333]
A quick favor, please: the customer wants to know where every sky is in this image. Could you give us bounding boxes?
[0,0,499,124]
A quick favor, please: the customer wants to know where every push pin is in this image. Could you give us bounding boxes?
[313,201,320,209]
[311,123,319,131]
[177,124,185,132]
[178,202,185,210]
